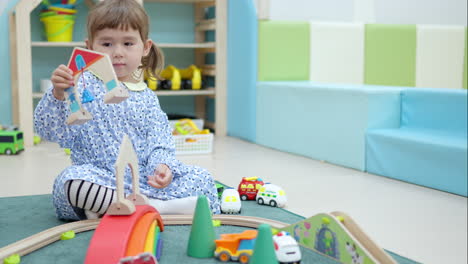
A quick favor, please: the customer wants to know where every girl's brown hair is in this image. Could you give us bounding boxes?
[87,0,164,79]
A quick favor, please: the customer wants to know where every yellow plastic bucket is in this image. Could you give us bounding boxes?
[40,15,75,42]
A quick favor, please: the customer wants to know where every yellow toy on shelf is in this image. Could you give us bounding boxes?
[161,65,181,90]
[144,70,158,91]
[180,65,203,90]
[173,119,209,135]
[144,65,205,91]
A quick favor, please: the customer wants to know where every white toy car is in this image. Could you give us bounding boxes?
[220,188,241,214]
[256,183,287,208]
[273,231,301,264]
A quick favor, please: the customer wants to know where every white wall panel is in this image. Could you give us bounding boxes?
[269,0,354,22]
[375,0,467,25]
[309,22,365,84]
[416,25,466,88]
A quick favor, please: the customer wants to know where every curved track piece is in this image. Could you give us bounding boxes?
[0,219,99,260]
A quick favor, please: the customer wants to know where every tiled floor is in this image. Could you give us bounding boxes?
[0,136,466,264]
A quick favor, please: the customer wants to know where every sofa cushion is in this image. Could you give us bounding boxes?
[366,127,467,196]
[401,88,467,135]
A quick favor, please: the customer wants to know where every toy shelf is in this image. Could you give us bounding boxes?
[10,0,226,147]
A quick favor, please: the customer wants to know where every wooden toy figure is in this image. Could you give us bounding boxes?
[65,47,129,125]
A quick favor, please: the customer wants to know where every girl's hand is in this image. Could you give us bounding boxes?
[51,64,74,100]
[148,164,173,189]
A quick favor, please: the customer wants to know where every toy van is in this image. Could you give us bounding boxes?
[273,231,301,264]
[256,183,287,208]
[221,188,241,214]
[0,130,24,155]
[238,177,264,201]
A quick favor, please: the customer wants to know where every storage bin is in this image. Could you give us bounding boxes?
[173,133,213,155]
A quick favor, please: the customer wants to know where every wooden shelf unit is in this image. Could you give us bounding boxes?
[10,0,226,147]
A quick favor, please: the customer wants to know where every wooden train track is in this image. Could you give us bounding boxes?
[0,214,289,260]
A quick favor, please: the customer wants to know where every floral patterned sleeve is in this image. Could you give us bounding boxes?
[144,92,181,178]
[34,86,79,148]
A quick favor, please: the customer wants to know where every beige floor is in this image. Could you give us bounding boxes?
[0,136,466,264]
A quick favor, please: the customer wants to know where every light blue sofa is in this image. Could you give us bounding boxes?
[366,89,467,196]
[257,81,402,171]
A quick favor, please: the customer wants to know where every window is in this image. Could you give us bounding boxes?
[0,136,14,143]
[16,132,23,140]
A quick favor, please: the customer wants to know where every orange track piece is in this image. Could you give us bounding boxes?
[126,213,157,257]
[84,205,164,264]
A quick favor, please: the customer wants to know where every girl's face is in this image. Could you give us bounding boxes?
[87,27,152,83]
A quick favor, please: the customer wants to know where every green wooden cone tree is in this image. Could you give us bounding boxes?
[187,195,216,258]
[250,224,279,264]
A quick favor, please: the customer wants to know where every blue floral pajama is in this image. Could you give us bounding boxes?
[34,71,220,220]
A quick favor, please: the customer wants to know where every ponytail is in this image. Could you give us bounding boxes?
[141,42,165,80]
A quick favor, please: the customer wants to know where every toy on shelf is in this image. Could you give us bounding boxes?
[214,230,257,264]
[144,71,158,91]
[65,47,129,125]
[220,188,241,214]
[144,65,204,91]
[0,130,24,155]
[159,65,181,90]
[179,65,203,90]
[84,135,164,264]
[256,183,287,208]
[39,1,77,42]
[272,231,301,264]
[172,119,209,135]
[238,177,264,201]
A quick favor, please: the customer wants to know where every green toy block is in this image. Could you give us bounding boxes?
[61,230,75,240]
[3,254,20,264]
[212,220,221,227]
[187,195,216,258]
[249,224,278,264]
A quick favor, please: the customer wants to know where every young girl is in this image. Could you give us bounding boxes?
[34,0,220,220]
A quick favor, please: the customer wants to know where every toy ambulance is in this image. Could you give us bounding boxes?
[273,231,301,264]
[255,183,287,208]
[221,188,242,214]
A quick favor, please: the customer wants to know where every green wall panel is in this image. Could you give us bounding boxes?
[258,21,310,81]
[365,24,417,87]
